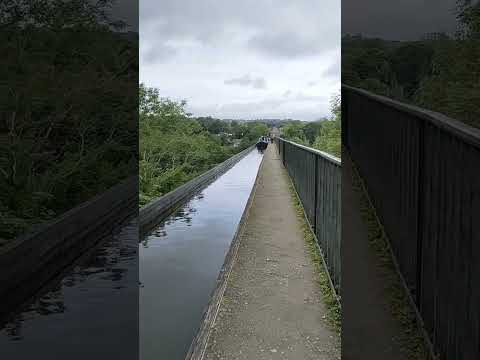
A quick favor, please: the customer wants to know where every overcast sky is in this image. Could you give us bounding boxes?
[139,0,340,121]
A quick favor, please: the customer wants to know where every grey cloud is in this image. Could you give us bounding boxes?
[141,0,339,58]
[307,81,317,87]
[248,31,336,58]
[189,93,332,120]
[224,74,252,86]
[217,93,328,114]
[209,98,329,120]
[141,0,339,120]
[142,44,178,64]
[224,74,267,90]
[140,0,263,45]
[253,78,267,89]
[294,92,329,102]
[219,99,284,113]
[321,58,340,79]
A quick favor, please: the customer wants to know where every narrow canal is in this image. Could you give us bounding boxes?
[0,149,263,360]
[140,149,263,360]
[0,219,139,359]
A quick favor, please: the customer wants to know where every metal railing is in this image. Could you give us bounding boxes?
[275,137,341,295]
[342,84,480,360]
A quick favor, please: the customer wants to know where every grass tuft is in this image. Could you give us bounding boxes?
[286,174,341,333]
[351,161,431,360]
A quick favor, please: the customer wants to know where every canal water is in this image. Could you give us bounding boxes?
[140,149,263,360]
[0,219,139,359]
[0,149,263,360]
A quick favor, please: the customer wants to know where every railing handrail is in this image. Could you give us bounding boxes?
[276,137,341,166]
[0,176,137,321]
[343,83,480,359]
[342,84,480,148]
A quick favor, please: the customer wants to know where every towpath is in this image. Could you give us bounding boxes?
[203,145,340,360]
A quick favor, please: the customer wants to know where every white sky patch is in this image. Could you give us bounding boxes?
[140,0,340,121]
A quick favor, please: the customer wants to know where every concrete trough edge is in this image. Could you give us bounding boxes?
[184,149,266,360]
[0,176,138,322]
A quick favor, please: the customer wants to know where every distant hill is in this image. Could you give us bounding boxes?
[221,118,305,127]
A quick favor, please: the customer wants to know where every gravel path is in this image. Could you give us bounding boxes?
[204,145,340,360]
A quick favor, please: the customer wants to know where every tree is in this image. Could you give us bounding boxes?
[342,13,480,129]
[303,121,324,144]
[139,84,244,206]
[1,16,137,239]
[457,0,480,39]
[312,121,341,158]
[281,122,307,144]
[312,93,341,157]
[0,0,124,30]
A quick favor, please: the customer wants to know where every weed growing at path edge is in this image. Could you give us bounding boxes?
[351,161,432,360]
[286,175,341,333]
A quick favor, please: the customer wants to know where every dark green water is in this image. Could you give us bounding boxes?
[0,149,263,360]
[140,149,263,360]
[0,220,139,359]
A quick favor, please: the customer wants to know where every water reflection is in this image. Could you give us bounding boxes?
[140,150,263,360]
[0,219,138,360]
[142,203,199,247]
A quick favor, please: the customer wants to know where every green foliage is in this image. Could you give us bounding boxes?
[282,121,309,145]
[414,38,480,128]
[342,35,428,101]
[303,121,324,144]
[457,1,480,39]
[279,93,341,158]
[0,27,137,241]
[342,3,480,129]
[0,0,124,30]
[288,173,341,332]
[139,85,269,207]
[196,117,229,134]
[235,121,268,149]
[312,120,341,158]
[311,94,341,158]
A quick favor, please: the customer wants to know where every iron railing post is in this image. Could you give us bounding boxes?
[415,120,425,306]
[313,155,319,234]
